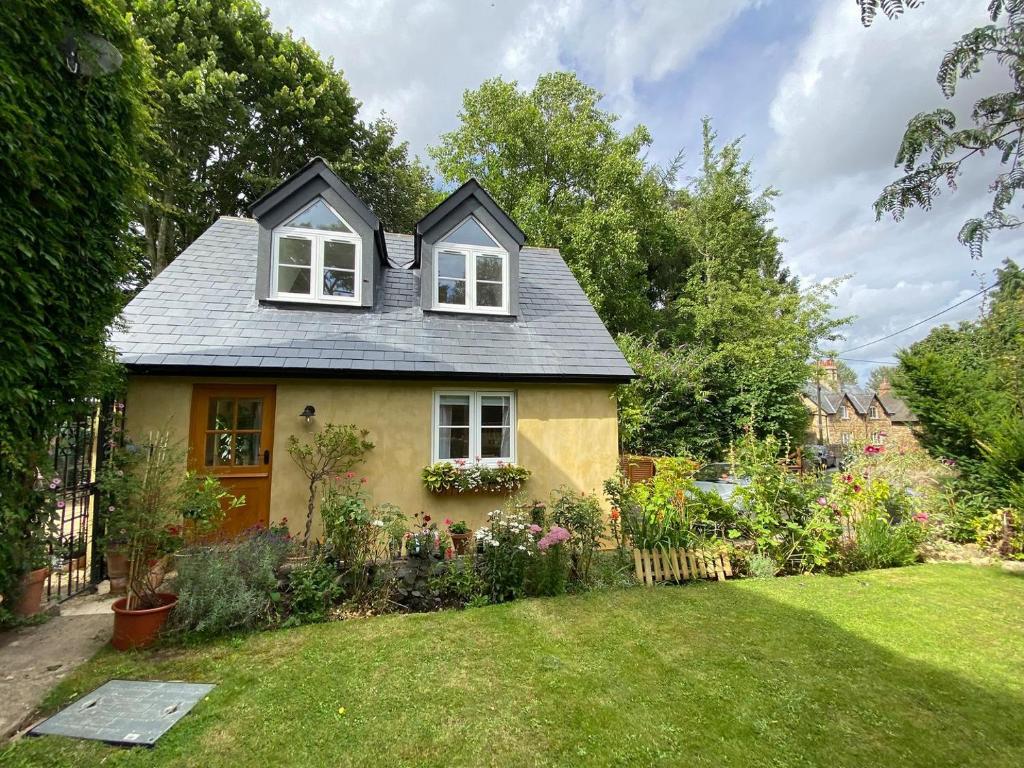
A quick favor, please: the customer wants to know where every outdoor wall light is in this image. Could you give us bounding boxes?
[300,405,316,423]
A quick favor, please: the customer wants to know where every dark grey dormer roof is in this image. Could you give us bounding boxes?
[112,217,634,382]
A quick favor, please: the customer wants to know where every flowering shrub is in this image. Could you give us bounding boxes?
[421,461,530,494]
[405,511,449,559]
[475,508,537,602]
[529,526,571,597]
[549,487,604,584]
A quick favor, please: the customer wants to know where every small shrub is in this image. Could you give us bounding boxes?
[845,514,925,571]
[475,507,536,602]
[745,552,779,579]
[427,556,487,608]
[170,529,290,636]
[527,527,570,597]
[285,558,343,625]
[549,487,604,584]
[587,549,637,590]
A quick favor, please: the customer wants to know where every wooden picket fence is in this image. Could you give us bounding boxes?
[633,547,733,586]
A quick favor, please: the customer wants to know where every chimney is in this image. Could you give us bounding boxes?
[815,358,840,389]
[877,378,892,396]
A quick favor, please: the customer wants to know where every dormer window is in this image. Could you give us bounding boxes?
[271,198,361,304]
[434,216,508,313]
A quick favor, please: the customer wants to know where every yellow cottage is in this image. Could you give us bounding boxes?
[112,159,633,538]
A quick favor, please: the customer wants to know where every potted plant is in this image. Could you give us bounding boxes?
[446,519,472,555]
[404,512,449,560]
[12,473,61,617]
[13,549,50,618]
[99,432,235,650]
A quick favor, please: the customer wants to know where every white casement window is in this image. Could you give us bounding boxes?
[868,405,879,419]
[839,405,850,420]
[841,432,852,446]
[271,198,361,305]
[433,391,515,465]
[434,217,508,314]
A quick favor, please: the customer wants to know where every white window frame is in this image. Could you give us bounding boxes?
[841,432,852,446]
[433,216,509,315]
[431,390,516,466]
[839,404,850,420]
[868,405,879,419]
[271,199,361,305]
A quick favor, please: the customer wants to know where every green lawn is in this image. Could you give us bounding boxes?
[2,564,1022,767]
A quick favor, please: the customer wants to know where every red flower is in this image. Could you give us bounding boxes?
[345,471,355,479]
[423,515,431,523]
[610,508,620,521]
[444,518,453,526]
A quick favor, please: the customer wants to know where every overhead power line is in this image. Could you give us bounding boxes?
[840,283,993,354]
[837,357,899,365]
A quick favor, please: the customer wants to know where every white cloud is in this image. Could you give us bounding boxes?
[264,0,756,156]
[765,0,1018,380]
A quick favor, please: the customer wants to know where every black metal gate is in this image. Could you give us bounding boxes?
[44,401,119,601]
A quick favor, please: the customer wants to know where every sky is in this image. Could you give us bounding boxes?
[263,0,1019,382]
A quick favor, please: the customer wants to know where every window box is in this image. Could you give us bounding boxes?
[421,461,530,495]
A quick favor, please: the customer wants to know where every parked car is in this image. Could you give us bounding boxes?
[693,462,750,502]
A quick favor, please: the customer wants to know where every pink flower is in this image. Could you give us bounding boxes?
[444,518,453,526]
[528,524,542,534]
[842,474,853,484]
[913,512,929,523]
[55,500,65,509]
[852,484,862,493]
[360,477,367,484]
[345,471,355,479]
[816,497,827,506]
[537,526,570,551]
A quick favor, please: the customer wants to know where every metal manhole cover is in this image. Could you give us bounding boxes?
[29,680,215,747]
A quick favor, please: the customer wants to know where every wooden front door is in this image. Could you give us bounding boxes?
[188,384,276,538]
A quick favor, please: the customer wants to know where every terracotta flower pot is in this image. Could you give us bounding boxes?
[106,548,129,595]
[450,532,472,555]
[111,592,177,651]
[14,567,49,617]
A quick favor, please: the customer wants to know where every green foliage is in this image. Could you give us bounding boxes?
[526,535,570,597]
[287,423,373,547]
[0,1,148,607]
[420,461,530,494]
[549,487,604,585]
[427,556,488,609]
[867,365,898,391]
[474,507,536,603]
[870,1,1024,256]
[894,261,1024,514]
[605,457,738,551]
[846,512,924,571]
[130,0,434,275]
[319,474,405,597]
[285,558,343,626]
[731,434,841,573]
[615,124,848,458]
[169,530,291,637]
[98,432,240,607]
[744,552,779,579]
[430,72,673,334]
[857,0,923,27]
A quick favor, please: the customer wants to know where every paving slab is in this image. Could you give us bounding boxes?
[0,587,114,740]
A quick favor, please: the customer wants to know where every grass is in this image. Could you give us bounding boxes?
[2,564,1022,767]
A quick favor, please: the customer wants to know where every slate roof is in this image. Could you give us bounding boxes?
[802,383,916,423]
[112,217,634,382]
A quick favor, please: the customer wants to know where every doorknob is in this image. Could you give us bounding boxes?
[263,449,271,465]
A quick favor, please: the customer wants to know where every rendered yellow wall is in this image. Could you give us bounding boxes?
[125,376,620,536]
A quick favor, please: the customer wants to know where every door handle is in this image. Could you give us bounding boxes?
[263,449,271,465]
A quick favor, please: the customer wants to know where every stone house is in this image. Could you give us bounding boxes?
[802,360,918,450]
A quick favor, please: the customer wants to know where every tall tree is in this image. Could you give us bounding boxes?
[866,0,1024,257]
[618,125,848,458]
[0,0,148,612]
[132,0,433,277]
[430,73,675,335]
[894,260,1023,502]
